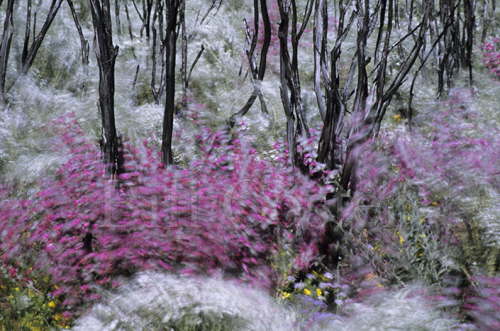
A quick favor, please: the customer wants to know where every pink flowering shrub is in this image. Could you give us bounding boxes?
[342,88,498,268]
[331,89,500,326]
[482,37,500,78]
[0,114,330,313]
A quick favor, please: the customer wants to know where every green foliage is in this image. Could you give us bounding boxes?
[134,81,156,106]
[32,51,78,90]
[391,185,455,285]
[0,267,72,330]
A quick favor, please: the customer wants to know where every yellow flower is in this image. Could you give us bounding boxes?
[54,313,63,321]
[280,291,291,299]
[431,201,439,206]
[316,288,322,297]
[392,114,402,121]
[47,300,57,308]
[14,287,20,292]
[303,288,312,296]
[398,233,405,245]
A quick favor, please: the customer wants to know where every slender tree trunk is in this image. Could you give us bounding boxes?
[0,0,15,104]
[463,0,474,86]
[89,0,121,175]
[161,0,180,165]
[151,0,164,103]
[125,0,134,40]
[180,0,187,108]
[115,0,122,36]
[352,0,369,115]
[20,0,64,74]
[317,0,356,171]
[229,0,272,125]
[68,0,90,66]
[277,0,312,166]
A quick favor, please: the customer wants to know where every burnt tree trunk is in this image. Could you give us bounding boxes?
[0,0,14,104]
[151,0,165,103]
[161,0,180,165]
[316,0,355,171]
[229,0,272,125]
[89,0,121,175]
[277,0,313,166]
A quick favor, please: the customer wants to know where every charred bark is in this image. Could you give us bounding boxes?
[89,0,121,175]
[277,0,312,166]
[0,0,14,103]
[151,0,165,103]
[229,0,272,126]
[316,0,356,171]
[161,0,180,165]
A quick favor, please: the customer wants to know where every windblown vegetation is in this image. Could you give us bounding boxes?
[0,0,499,330]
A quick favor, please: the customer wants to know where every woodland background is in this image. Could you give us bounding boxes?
[0,0,499,330]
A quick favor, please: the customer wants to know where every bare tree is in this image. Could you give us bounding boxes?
[277,0,313,166]
[131,0,153,39]
[89,0,121,175]
[20,0,64,74]
[229,0,272,125]
[124,0,135,40]
[462,0,475,86]
[314,0,432,193]
[315,0,356,172]
[67,0,90,66]
[0,0,15,103]
[151,0,165,103]
[161,0,181,165]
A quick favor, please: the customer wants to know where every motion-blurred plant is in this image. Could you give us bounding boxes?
[0,263,71,329]
[482,37,500,78]
[0,113,331,319]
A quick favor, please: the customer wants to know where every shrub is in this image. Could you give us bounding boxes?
[339,88,499,282]
[0,114,331,317]
[482,37,500,78]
